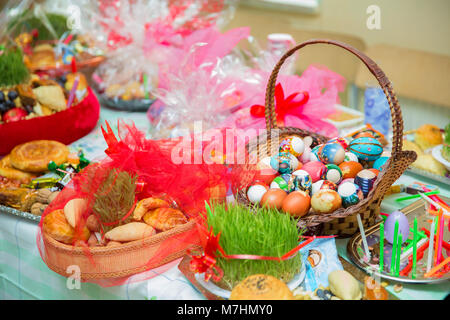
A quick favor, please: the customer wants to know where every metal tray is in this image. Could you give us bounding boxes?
[347,198,449,284]
[0,204,41,223]
[97,92,156,112]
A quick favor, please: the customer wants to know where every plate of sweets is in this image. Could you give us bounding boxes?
[0,139,90,222]
[0,47,100,155]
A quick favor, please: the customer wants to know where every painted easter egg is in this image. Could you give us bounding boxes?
[291,170,313,194]
[256,156,279,185]
[270,152,299,174]
[310,144,322,162]
[318,143,346,165]
[301,161,326,183]
[311,189,342,214]
[312,180,337,195]
[384,210,410,244]
[338,182,363,208]
[270,174,292,191]
[247,183,269,204]
[348,137,383,161]
[322,164,343,184]
[328,137,349,150]
[344,152,359,163]
[261,189,288,210]
[354,169,377,197]
[339,161,363,179]
[282,191,311,217]
[373,156,389,171]
[279,136,305,157]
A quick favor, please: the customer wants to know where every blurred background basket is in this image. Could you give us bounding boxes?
[235,39,417,237]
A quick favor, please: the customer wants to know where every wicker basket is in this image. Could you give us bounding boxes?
[236,39,417,237]
[41,219,200,280]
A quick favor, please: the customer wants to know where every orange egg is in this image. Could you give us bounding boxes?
[282,191,311,217]
[261,189,288,210]
[311,190,342,214]
[339,161,363,179]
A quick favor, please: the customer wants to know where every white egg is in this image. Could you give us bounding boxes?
[247,184,268,204]
[312,180,325,195]
[338,182,357,197]
[325,169,342,184]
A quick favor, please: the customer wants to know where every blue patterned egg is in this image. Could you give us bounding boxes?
[338,182,363,208]
[270,152,299,174]
[279,136,305,157]
[291,170,313,194]
[373,156,389,171]
[348,137,383,161]
[318,143,345,165]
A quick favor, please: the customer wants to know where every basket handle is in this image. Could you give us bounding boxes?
[265,39,404,158]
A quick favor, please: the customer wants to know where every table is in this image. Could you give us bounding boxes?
[1,106,449,300]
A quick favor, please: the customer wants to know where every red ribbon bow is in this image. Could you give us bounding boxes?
[250,83,309,127]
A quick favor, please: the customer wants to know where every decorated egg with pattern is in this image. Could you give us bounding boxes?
[301,161,326,183]
[279,136,305,157]
[291,170,313,194]
[348,137,383,161]
[270,174,292,191]
[328,137,349,150]
[373,156,389,171]
[338,182,363,208]
[270,152,299,174]
[311,180,337,195]
[318,143,345,165]
[344,152,359,162]
[310,144,322,162]
[321,164,343,184]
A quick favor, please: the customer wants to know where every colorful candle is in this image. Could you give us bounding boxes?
[412,217,418,279]
[379,222,384,273]
[434,210,441,264]
[390,220,399,275]
[436,210,445,265]
[395,233,402,277]
[357,214,371,261]
[66,75,79,108]
[143,73,149,99]
[426,217,436,273]
[424,256,450,278]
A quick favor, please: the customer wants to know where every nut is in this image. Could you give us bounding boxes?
[86,214,101,232]
[31,202,47,216]
[36,188,52,204]
[48,191,60,204]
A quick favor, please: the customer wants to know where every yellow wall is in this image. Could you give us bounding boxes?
[230,0,450,56]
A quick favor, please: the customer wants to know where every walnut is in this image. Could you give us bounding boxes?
[31,202,47,216]
[48,191,60,204]
[36,188,52,204]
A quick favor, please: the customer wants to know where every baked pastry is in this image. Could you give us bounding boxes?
[33,85,67,111]
[411,154,447,176]
[230,274,294,300]
[104,222,156,242]
[133,197,170,220]
[43,209,90,244]
[30,49,56,69]
[16,84,36,106]
[402,139,423,156]
[0,155,37,182]
[414,124,443,151]
[0,187,36,211]
[143,207,187,231]
[10,140,69,173]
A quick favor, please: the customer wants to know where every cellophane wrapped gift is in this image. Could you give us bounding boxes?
[221,65,347,139]
[79,0,238,101]
[147,31,263,138]
[37,120,251,286]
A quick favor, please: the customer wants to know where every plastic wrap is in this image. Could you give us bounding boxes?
[36,120,252,286]
[82,0,238,101]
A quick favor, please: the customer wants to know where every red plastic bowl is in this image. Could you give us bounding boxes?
[0,87,100,155]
